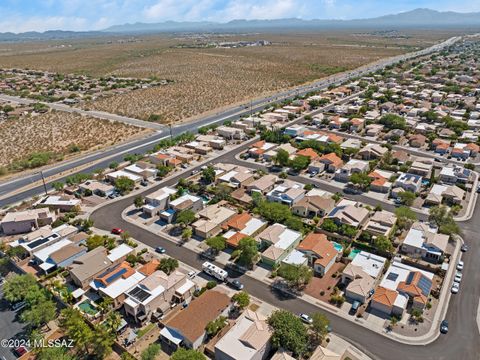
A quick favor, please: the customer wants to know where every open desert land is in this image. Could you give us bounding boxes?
[0,111,148,174]
[0,30,463,124]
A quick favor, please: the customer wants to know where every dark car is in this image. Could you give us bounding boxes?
[227,278,244,290]
[14,346,27,357]
[155,247,166,254]
[461,244,468,252]
[440,320,449,334]
[349,300,361,315]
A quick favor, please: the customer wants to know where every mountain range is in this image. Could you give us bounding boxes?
[1,8,480,41]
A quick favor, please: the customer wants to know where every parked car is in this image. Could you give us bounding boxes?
[309,171,318,178]
[451,282,460,294]
[155,247,166,254]
[440,320,449,334]
[11,301,26,312]
[187,271,196,279]
[226,278,244,290]
[299,313,313,324]
[140,180,149,187]
[461,244,468,252]
[13,346,27,357]
[456,260,464,271]
[111,228,124,235]
[349,300,361,315]
[454,272,462,283]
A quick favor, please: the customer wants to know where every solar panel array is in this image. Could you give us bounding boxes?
[128,286,150,302]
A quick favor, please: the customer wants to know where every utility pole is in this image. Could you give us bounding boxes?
[39,171,48,195]
[168,123,173,140]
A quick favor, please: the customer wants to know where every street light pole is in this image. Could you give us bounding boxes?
[39,171,48,195]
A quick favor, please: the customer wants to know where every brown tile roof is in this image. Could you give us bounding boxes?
[94,262,135,287]
[226,232,248,248]
[372,286,398,307]
[297,233,336,267]
[222,212,252,231]
[296,148,319,160]
[138,259,160,276]
[166,290,230,343]
[319,152,343,168]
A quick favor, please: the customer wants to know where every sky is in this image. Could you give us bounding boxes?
[1,0,480,33]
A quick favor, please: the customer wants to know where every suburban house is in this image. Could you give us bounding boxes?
[297,233,339,276]
[214,310,272,360]
[258,223,302,267]
[246,174,278,195]
[69,245,133,289]
[34,242,87,273]
[160,290,231,350]
[218,166,255,188]
[342,251,387,303]
[401,222,449,263]
[162,194,204,223]
[142,187,177,217]
[192,204,237,239]
[266,181,305,207]
[221,212,267,248]
[1,208,56,235]
[372,260,434,314]
[358,143,388,160]
[438,165,472,184]
[292,193,335,218]
[296,148,320,161]
[284,125,305,137]
[363,210,397,237]
[425,184,465,206]
[216,126,245,140]
[124,162,157,180]
[408,159,433,177]
[326,199,370,228]
[409,134,427,148]
[34,195,81,212]
[365,124,384,137]
[78,180,115,197]
[334,159,369,182]
[318,153,344,172]
[248,141,277,159]
[393,173,423,193]
[124,269,195,323]
[340,138,362,150]
[368,170,394,193]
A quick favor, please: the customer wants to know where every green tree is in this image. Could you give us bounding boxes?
[289,155,310,172]
[232,291,250,309]
[156,165,172,178]
[373,235,394,253]
[237,237,259,267]
[59,308,93,354]
[205,316,227,337]
[201,165,216,184]
[429,205,461,235]
[321,219,338,233]
[379,114,406,130]
[37,347,75,360]
[86,234,115,251]
[350,172,373,189]
[268,310,309,357]
[395,206,417,229]
[103,310,122,334]
[275,148,290,167]
[311,313,330,342]
[398,191,416,206]
[170,348,206,360]
[114,176,135,194]
[52,181,64,192]
[206,236,226,254]
[92,323,115,359]
[182,227,192,241]
[141,343,161,360]
[157,257,179,275]
[176,209,196,227]
[278,264,313,288]
[3,274,37,303]
[109,161,119,170]
[21,296,56,328]
[134,196,144,208]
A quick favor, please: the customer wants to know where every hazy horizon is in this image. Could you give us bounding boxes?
[2,0,480,33]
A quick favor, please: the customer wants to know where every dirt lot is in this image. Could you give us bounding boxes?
[0,31,458,124]
[0,110,149,169]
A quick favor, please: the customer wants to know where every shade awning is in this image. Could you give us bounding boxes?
[160,327,183,345]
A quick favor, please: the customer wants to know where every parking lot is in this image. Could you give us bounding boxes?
[0,286,27,360]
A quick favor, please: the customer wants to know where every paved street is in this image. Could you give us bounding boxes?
[0,36,456,208]
[0,287,26,360]
[90,136,480,360]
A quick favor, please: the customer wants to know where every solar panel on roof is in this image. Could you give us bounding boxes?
[128,286,150,302]
[417,276,432,296]
[406,271,415,284]
[386,272,399,282]
[105,267,127,284]
[27,233,59,249]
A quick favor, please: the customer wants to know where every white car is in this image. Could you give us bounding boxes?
[187,271,196,279]
[454,272,462,283]
[456,261,464,271]
[451,282,460,294]
[299,313,313,324]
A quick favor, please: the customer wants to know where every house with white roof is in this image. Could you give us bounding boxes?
[142,187,177,217]
[333,159,369,182]
[266,181,305,207]
[393,173,423,194]
[401,222,449,263]
[214,310,273,360]
[438,165,472,184]
[258,224,302,267]
[106,170,142,184]
[32,238,73,273]
[34,195,81,212]
[107,244,134,263]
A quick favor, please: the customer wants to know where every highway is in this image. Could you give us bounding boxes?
[90,136,480,360]
[0,36,458,208]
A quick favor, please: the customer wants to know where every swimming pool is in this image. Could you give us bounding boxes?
[348,248,361,259]
[332,241,343,253]
[78,300,98,316]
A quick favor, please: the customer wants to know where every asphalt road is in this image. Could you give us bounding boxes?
[0,36,457,208]
[0,287,26,360]
[90,133,480,360]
